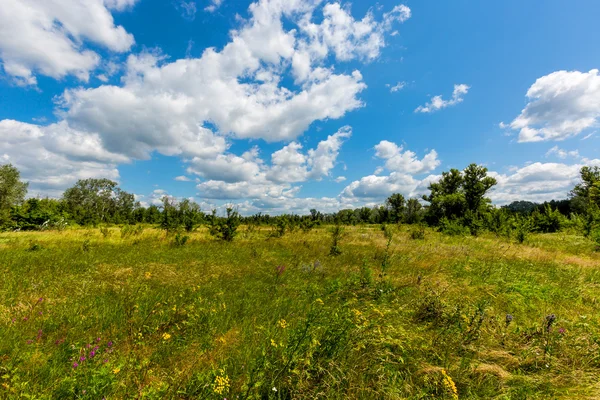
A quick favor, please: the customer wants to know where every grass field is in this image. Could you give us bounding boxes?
[1,225,599,399]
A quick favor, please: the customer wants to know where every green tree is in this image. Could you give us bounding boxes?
[404,198,423,224]
[62,178,136,225]
[0,164,28,228]
[385,193,406,223]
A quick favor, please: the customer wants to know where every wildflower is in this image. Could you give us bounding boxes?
[103,359,109,364]
[558,327,566,334]
[90,351,96,358]
[213,374,230,395]
[38,297,44,303]
[37,330,43,339]
[441,369,458,400]
[271,339,278,348]
[162,333,172,340]
[505,314,513,327]
[272,387,277,392]
[277,319,288,329]
[94,346,99,351]
[315,298,324,305]
[276,265,286,277]
[107,341,113,347]
[113,367,121,374]
[145,272,152,279]
[80,356,86,362]
[26,340,33,345]
[72,362,79,369]
[96,337,101,342]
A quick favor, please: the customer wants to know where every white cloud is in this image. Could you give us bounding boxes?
[334,176,346,183]
[1,0,410,208]
[175,175,192,182]
[374,140,440,174]
[0,0,137,85]
[415,84,470,113]
[489,160,600,204]
[545,146,580,160]
[506,69,600,142]
[204,0,223,13]
[193,126,351,199]
[388,81,406,93]
[0,120,123,197]
[341,140,440,200]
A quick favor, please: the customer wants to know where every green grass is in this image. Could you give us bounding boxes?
[1,225,599,399]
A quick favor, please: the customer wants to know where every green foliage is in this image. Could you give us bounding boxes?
[173,233,190,247]
[410,225,426,240]
[62,178,138,226]
[209,208,240,242]
[329,224,344,256]
[0,163,28,229]
[385,193,406,223]
[438,217,469,236]
[531,204,564,233]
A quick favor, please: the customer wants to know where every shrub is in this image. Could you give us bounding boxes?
[209,208,240,242]
[329,225,344,256]
[531,205,563,233]
[173,233,189,247]
[410,226,426,240]
[439,218,469,236]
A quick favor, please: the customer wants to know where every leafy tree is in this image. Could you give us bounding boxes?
[0,164,28,228]
[404,198,423,224]
[62,178,137,226]
[423,164,497,231]
[463,164,497,214]
[385,193,406,223]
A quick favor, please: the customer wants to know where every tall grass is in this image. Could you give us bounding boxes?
[0,226,599,398]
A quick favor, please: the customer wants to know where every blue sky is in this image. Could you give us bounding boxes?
[1,0,600,214]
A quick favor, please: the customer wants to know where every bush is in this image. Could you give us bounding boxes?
[439,218,469,236]
[410,226,426,240]
[173,233,189,247]
[209,208,240,242]
[531,205,563,233]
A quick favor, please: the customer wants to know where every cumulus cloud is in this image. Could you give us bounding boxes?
[374,140,440,174]
[341,140,440,200]
[0,0,137,85]
[175,175,192,182]
[505,69,600,142]
[489,160,600,204]
[194,126,351,199]
[0,120,123,197]
[1,0,411,207]
[415,84,470,113]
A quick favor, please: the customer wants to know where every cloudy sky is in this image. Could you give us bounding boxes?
[1,0,600,214]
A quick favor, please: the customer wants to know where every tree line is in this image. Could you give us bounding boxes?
[1,163,599,242]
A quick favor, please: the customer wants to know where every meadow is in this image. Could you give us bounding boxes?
[1,225,599,399]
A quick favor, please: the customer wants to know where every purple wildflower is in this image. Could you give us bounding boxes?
[90,351,96,358]
[558,327,566,334]
[79,356,86,362]
[96,337,101,342]
[72,362,79,369]
[107,341,113,347]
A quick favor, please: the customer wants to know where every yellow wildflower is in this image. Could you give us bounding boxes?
[441,369,458,399]
[162,333,172,340]
[315,298,324,305]
[113,367,121,374]
[144,272,152,279]
[277,319,288,329]
[271,339,278,348]
[213,373,230,395]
